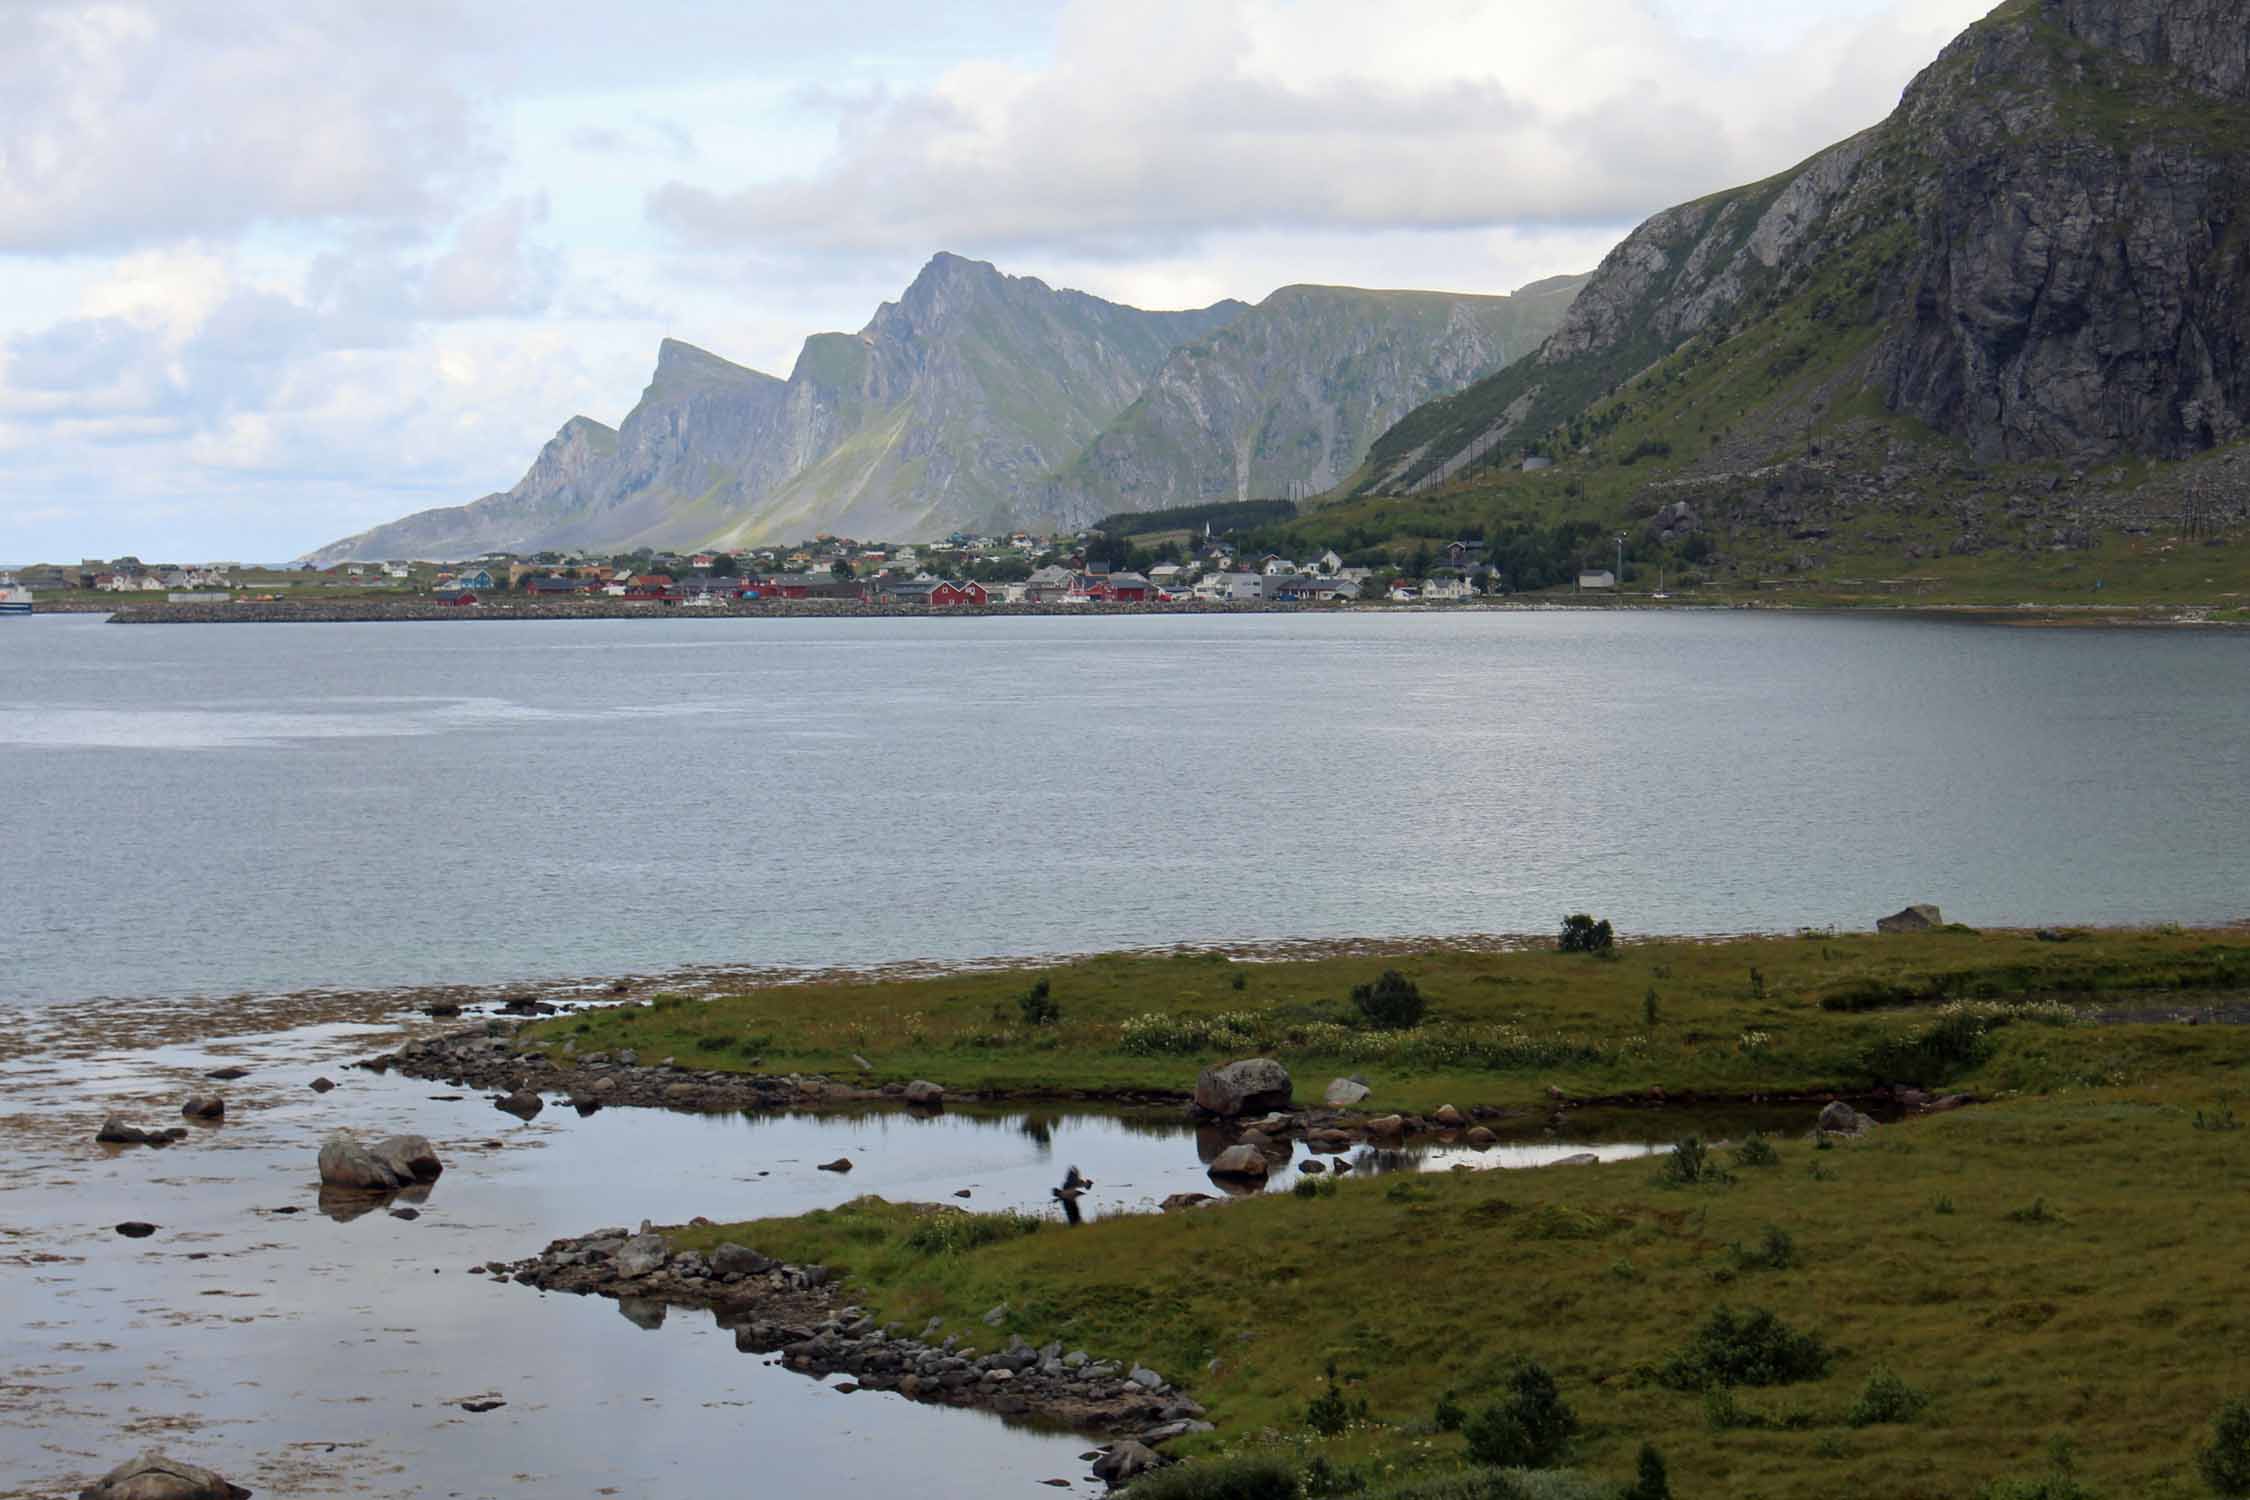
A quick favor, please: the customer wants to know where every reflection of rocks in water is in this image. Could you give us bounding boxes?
[316,1180,435,1223]
[1018,1114,1056,1149]
[617,1296,669,1330]
[1192,1125,1233,1164]
[1351,1147,1418,1177]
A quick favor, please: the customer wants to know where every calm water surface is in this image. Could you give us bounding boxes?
[4,609,2248,1004]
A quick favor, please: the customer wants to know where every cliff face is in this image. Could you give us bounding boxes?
[1049,277,1585,527]
[1357,0,2250,492]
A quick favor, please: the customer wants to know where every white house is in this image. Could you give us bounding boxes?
[1203,572,1267,602]
[1312,549,1343,574]
[1578,570,1617,590]
[1422,575,1475,602]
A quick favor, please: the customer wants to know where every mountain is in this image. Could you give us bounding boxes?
[1043,276,1586,528]
[307,254,1581,562]
[1350,0,2250,516]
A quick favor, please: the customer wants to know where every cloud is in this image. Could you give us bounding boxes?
[421,198,563,320]
[647,0,1991,260]
[0,2,488,254]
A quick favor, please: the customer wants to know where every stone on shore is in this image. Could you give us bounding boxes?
[318,1131,402,1190]
[1193,1058,1292,1117]
[1092,1441,1163,1485]
[495,1090,543,1119]
[370,1135,444,1182]
[1433,1104,1465,1128]
[180,1096,225,1120]
[1322,1077,1371,1107]
[1549,1152,1600,1167]
[817,1157,853,1173]
[77,1450,250,1500]
[613,1234,671,1278]
[1161,1192,1218,1212]
[1206,1144,1270,1181]
[1818,1101,1877,1136]
[1877,903,1943,934]
[1465,1126,1497,1146]
[903,1080,945,1107]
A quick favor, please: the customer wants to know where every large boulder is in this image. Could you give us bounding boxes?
[369,1135,444,1182]
[318,1131,404,1190]
[614,1233,671,1278]
[1091,1441,1163,1485]
[903,1079,945,1107]
[495,1091,543,1120]
[1193,1058,1292,1117]
[1323,1077,1371,1107]
[1206,1144,1271,1181]
[1817,1101,1876,1136]
[1877,903,1943,934]
[78,1451,250,1499]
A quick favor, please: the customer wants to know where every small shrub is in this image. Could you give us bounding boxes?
[1557,914,1615,955]
[1231,970,1249,992]
[1624,1444,1670,1500]
[1934,1195,1955,1215]
[1657,1306,1833,1390]
[1609,1256,1640,1281]
[2198,1397,2250,1497]
[1861,1011,1997,1085]
[2006,1197,2060,1226]
[1807,1160,1835,1182]
[1812,1434,1847,1460]
[1017,978,1061,1026]
[1305,1361,1369,1436]
[1293,1175,1339,1200]
[1979,1438,2099,1500]
[1732,1134,1780,1168]
[1352,969,1427,1030]
[1433,1389,1467,1433]
[1643,988,1660,1027]
[1302,1455,1366,1498]
[1122,1455,1302,1500]
[1464,1358,1576,1468]
[692,1034,732,1052]
[1748,966,1766,1001]
[1704,1387,1764,1431]
[1730,1224,1794,1271]
[1659,1137,1730,1187]
[2194,1106,2243,1133]
[1846,1365,1930,1427]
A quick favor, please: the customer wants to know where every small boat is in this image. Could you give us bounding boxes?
[0,586,33,616]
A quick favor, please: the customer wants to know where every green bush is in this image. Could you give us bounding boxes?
[1860,1011,1997,1084]
[1845,1365,1930,1427]
[1017,978,1061,1026]
[1659,1137,1730,1187]
[1657,1306,1833,1390]
[1624,1445,1670,1500]
[1732,1134,1780,1168]
[1433,1390,1467,1433]
[1730,1224,1795,1272]
[1305,1361,1370,1436]
[1557,914,1615,955]
[1464,1360,1576,1468]
[1123,1456,1301,1500]
[2199,1398,2250,1497]
[1352,970,1427,1029]
[1979,1439,2099,1500]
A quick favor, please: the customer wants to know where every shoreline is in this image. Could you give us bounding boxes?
[17,596,2239,625]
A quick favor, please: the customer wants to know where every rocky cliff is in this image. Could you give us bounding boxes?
[1355,0,2250,494]
[1045,277,1584,528]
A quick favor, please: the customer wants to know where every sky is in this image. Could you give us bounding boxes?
[0,0,1998,564]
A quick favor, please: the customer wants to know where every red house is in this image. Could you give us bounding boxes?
[434,590,479,607]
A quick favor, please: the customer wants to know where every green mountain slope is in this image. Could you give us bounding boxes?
[1321,0,2250,601]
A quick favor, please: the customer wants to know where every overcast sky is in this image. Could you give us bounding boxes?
[0,0,1995,562]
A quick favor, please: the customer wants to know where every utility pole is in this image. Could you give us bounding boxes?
[1615,532,1626,587]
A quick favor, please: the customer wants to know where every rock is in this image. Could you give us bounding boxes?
[1091,1441,1163,1485]
[95,1117,155,1145]
[1322,1076,1371,1107]
[953,1189,972,1198]
[459,1399,506,1413]
[1161,1192,1217,1212]
[204,1066,250,1081]
[1299,1158,1326,1174]
[318,1130,403,1190]
[427,1001,461,1018]
[389,1207,420,1221]
[1877,903,1943,934]
[903,1079,944,1107]
[1434,1104,1465,1128]
[1128,1365,1165,1390]
[1817,1101,1875,1135]
[1192,1058,1292,1117]
[76,1451,250,1500]
[1549,1152,1600,1167]
[308,1078,335,1093]
[851,1053,874,1072]
[711,1242,774,1278]
[180,1096,225,1120]
[114,1222,157,1238]
[1465,1126,1497,1146]
[369,1135,444,1182]
[1141,1419,1215,1444]
[982,1303,1009,1327]
[1206,1144,1270,1181]
[1362,1114,1406,1139]
[495,1090,543,1119]
[614,1234,670,1278]
[816,1157,853,1173]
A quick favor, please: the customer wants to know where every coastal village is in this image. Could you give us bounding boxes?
[3,532,1557,609]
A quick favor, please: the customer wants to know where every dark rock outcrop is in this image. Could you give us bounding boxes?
[77,1451,250,1500]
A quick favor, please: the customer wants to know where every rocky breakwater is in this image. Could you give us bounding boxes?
[363,1024,905,1115]
[495,1223,1208,1483]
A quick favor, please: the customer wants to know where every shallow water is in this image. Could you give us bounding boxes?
[0,994,1740,1498]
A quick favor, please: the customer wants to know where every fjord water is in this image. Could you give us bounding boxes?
[5,609,2248,1005]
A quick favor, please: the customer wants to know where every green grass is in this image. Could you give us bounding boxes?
[525,928,2250,1114]
[669,1065,2250,1498]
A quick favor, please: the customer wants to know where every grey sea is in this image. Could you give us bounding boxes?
[4,608,2247,1007]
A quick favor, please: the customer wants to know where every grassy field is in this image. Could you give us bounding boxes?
[526,926,2250,1115]
[554,927,2250,1498]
